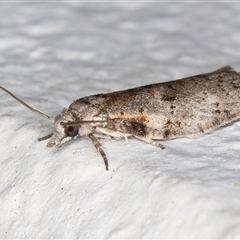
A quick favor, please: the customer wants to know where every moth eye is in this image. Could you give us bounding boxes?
[64,126,79,137]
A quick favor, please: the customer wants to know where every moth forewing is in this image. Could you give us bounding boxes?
[1,66,240,171]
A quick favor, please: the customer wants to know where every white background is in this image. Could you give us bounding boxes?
[0,2,240,238]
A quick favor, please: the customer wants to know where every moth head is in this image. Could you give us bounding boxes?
[46,109,107,148]
[0,86,79,148]
[46,108,88,148]
[0,86,105,149]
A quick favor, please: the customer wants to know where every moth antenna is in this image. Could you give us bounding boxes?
[61,120,108,126]
[0,86,54,122]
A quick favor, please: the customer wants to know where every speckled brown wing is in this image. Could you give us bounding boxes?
[91,66,240,140]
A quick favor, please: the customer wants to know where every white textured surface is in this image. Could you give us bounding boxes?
[0,2,240,239]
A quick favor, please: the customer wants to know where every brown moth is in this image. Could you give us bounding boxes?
[1,66,240,170]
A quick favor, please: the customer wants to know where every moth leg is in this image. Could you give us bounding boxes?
[95,127,131,143]
[134,136,165,149]
[96,119,165,149]
[97,119,165,149]
[38,133,54,142]
[88,133,109,171]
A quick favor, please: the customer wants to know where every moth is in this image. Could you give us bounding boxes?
[1,66,240,170]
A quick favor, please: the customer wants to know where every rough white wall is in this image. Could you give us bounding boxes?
[0,2,240,238]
